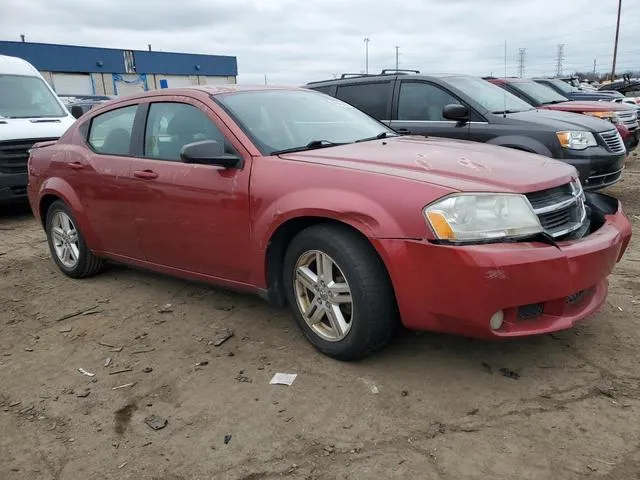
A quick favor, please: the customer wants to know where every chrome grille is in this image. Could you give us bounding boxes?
[617,111,638,131]
[599,129,626,154]
[525,180,586,239]
[0,138,57,174]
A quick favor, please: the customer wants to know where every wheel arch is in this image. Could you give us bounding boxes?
[37,178,100,249]
[261,216,395,308]
[485,135,553,157]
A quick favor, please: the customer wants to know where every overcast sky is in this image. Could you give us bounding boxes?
[2,0,639,85]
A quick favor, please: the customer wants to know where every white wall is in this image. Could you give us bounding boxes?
[200,76,236,85]
[155,75,194,88]
[51,73,93,94]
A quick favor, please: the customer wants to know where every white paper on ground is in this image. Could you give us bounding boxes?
[269,373,297,386]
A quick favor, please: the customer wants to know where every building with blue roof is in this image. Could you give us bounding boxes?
[0,40,237,96]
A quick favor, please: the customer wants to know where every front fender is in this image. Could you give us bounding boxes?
[486,135,554,157]
[253,188,407,251]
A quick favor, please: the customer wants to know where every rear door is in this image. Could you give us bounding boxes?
[389,80,472,140]
[70,103,143,258]
[334,80,394,124]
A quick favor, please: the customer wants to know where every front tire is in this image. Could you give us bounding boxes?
[283,224,397,361]
[45,200,104,278]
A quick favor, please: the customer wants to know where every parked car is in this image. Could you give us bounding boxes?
[558,76,598,92]
[533,78,624,102]
[0,54,76,204]
[58,94,116,118]
[306,71,627,190]
[27,86,631,360]
[487,77,639,152]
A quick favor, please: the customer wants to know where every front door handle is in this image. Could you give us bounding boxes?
[67,161,84,170]
[133,169,158,180]
[395,128,411,134]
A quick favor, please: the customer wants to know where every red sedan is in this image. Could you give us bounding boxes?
[27,86,632,359]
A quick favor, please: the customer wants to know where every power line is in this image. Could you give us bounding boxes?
[517,48,527,77]
[555,44,565,76]
[612,0,622,79]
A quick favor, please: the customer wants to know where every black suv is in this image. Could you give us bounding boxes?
[305,71,627,190]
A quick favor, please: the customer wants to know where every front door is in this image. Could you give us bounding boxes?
[390,80,471,141]
[128,99,253,283]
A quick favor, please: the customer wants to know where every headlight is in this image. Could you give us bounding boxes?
[556,131,597,150]
[424,193,543,243]
[584,111,618,124]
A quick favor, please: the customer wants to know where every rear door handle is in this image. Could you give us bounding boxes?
[67,161,84,170]
[133,169,158,180]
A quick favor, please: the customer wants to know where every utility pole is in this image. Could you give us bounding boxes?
[593,58,597,75]
[264,74,267,85]
[148,44,152,51]
[611,0,622,80]
[517,48,527,78]
[555,44,565,77]
[395,46,399,71]
[364,37,370,74]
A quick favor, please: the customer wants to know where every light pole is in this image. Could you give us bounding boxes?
[611,0,622,81]
[364,37,370,74]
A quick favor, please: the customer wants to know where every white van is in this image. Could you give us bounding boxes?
[0,54,76,203]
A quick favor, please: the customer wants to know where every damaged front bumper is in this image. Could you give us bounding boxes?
[373,192,632,339]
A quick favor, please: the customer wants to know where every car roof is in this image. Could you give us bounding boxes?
[79,85,319,116]
[0,54,41,76]
[108,84,311,102]
[487,77,536,84]
[306,73,475,86]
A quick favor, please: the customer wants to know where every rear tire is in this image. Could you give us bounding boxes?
[283,224,397,360]
[45,200,104,278]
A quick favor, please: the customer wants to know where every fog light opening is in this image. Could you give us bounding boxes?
[490,311,504,331]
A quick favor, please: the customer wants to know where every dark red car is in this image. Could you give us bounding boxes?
[27,86,632,360]
[487,77,639,152]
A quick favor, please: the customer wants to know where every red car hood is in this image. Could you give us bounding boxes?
[541,100,633,112]
[281,136,576,194]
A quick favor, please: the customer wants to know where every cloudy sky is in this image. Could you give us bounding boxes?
[2,0,639,85]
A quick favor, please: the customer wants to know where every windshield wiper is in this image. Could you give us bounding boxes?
[271,140,347,155]
[491,109,523,114]
[355,131,397,143]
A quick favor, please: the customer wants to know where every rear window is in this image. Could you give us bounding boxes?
[335,82,390,119]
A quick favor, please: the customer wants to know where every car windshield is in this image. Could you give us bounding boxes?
[215,89,395,155]
[545,78,577,94]
[510,81,568,105]
[0,75,66,118]
[446,76,534,114]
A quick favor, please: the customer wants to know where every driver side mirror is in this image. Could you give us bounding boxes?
[442,104,470,122]
[180,140,241,168]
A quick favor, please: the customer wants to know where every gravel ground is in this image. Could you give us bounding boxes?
[1,152,639,480]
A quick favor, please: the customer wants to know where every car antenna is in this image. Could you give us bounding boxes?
[503,40,507,118]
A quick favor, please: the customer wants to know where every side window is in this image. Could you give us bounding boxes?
[88,105,137,155]
[397,82,461,121]
[144,102,235,162]
[335,82,390,119]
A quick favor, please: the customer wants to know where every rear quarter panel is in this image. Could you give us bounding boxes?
[28,129,99,247]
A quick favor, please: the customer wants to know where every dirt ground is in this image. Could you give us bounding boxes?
[1,153,639,480]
